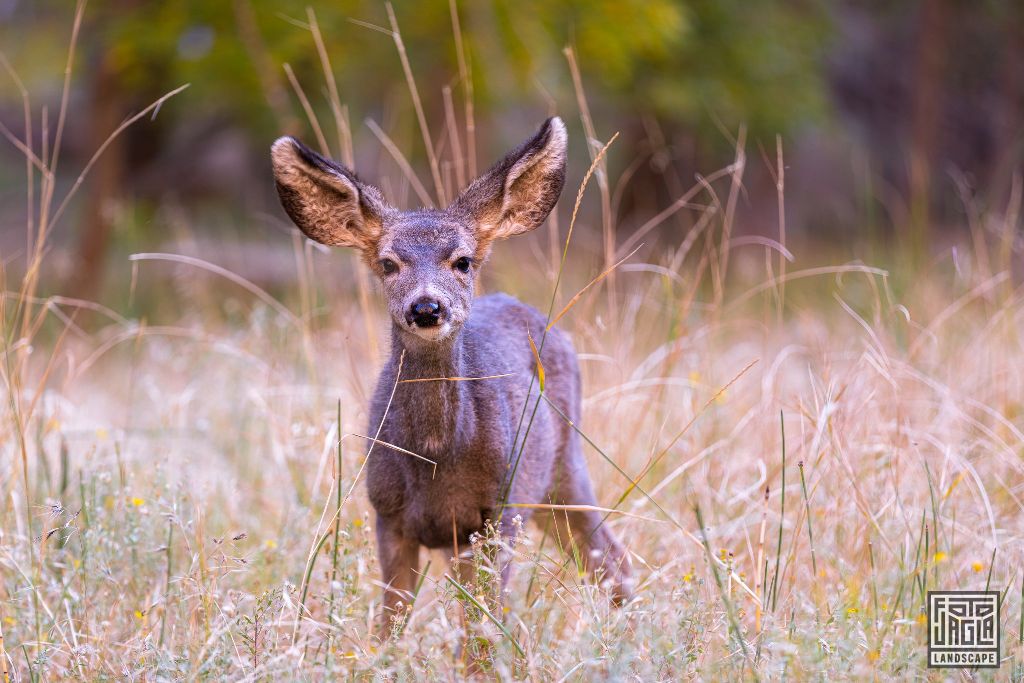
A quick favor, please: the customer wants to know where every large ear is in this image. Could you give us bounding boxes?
[271,136,392,251]
[449,117,567,244]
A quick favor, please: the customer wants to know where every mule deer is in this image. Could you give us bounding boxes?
[271,117,633,624]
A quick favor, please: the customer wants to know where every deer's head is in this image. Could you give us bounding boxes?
[271,118,567,342]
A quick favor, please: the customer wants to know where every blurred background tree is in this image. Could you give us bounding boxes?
[0,0,1021,295]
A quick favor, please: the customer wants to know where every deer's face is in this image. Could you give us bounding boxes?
[271,118,567,343]
[372,212,478,341]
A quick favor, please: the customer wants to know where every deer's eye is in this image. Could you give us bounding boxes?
[453,256,472,273]
[379,258,398,275]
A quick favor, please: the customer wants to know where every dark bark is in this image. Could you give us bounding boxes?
[69,48,125,299]
[908,0,951,249]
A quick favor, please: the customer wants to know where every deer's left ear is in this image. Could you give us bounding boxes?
[450,117,567,243]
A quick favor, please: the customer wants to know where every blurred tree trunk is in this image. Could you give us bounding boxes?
[994,4,1024,192]
[908,0,950,253]
[70,49,124,300]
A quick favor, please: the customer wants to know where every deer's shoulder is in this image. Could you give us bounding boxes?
[466,292,578,378]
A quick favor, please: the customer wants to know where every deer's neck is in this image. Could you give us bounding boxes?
[390,325,475,456]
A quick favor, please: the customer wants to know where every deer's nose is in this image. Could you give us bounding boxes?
[408,298,443,327]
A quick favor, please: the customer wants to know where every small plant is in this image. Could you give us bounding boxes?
[239,587,284,674]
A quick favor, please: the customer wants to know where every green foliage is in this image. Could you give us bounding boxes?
[4,0,830,148]
[488,0,830,136]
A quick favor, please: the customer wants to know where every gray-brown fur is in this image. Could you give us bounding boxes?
[271,118,633,623]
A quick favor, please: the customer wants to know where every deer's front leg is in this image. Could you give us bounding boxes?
[375,514,419,635]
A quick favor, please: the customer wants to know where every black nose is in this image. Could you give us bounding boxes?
[408,298,443,327]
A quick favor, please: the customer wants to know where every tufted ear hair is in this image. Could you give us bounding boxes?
[271,136,393,251]
[449,117,567,246]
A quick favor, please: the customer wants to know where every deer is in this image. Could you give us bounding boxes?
[270,117,633,628]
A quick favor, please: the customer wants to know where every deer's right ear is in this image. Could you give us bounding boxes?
[271,136,390,251]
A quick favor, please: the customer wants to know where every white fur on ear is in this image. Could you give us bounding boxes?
[546,116,568,157]
[270,136,298,166]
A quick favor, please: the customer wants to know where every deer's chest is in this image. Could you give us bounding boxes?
[366,374,518,548]
[397,453,504,548]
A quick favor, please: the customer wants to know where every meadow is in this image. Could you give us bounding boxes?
[2,7,1024,682]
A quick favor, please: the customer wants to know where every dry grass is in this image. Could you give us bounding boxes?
[4,174,1023,682]
[2,6,1024,681]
